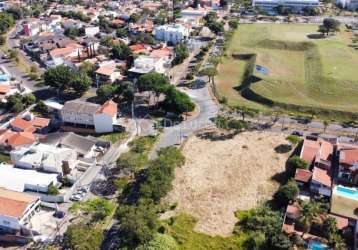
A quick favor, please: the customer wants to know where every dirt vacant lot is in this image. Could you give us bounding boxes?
[166,130,291,237]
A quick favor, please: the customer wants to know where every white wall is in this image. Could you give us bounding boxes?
[94,113,114,133]
[61,110,95,126]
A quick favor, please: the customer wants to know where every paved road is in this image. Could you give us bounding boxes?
[153,80,219,152]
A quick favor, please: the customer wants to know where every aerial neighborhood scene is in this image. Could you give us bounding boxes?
[1,0,358,249]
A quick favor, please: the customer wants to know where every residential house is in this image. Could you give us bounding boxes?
[294,168,312,188]
[10,143,77,175]
[40,132,105,159]
[310,167,332,197]
[300,139,333,171]
[0,188,40,232]
[129,44,152,55]
[129,55,168,75]
[60,99,118,134]
[23,20,41,37]
[48,43,84,68]
[337,143,358,185]
[0,130,36,151]
[95,60,123,83]
[10,115,50,134]
[154,24,190,45]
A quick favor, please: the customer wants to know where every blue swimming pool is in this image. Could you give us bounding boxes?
[335,185,358,200]
[309,241,331,250]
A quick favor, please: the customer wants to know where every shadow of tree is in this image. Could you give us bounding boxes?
[274,144,292,154]
[307,33,325,39]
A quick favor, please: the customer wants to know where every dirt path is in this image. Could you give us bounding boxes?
[165,130,291,236]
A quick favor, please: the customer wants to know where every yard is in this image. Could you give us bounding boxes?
[164,130,291,237]
[217,24,358,115]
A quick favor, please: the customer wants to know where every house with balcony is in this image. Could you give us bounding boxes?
[60,99,118,133]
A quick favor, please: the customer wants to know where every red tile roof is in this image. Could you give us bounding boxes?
[286,205,300,217]
[10,117,35,132]
[31,117,50,128]
[339,148,358,166]
[6,132,36,147]
[294,169,312,183]
[301,139,320,163]
[96,100,117,116]
[0,85,11,94]
[312,167,331,187]
[0,188,38,219]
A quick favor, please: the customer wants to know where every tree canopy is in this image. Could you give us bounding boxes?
[319,18,340,36]
[274,179,299,207]
[111,44,132,60]
[43,65,91,96]
[172,43,189,65]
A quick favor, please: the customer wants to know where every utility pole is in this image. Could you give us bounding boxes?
[132,80,139,135]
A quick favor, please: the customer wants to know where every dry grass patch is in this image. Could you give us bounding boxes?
[166,130,291,237]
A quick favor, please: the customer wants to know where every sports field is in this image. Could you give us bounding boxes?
[217,24,358,114]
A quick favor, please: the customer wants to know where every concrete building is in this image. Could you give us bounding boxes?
[60,100,117,133]
[129,55,168,75]
[0,164,58,193]
[0,188,40,232]
[10,143,77,174]
[85,26,100,37]
[154,24,190,45]
[252,0,319,13]
[337,0,358,9]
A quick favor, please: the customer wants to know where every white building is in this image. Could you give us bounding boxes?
[60,100,117,133]
[10,143,77,174]
[129,55,167,75]
[85,26,100,37]
[180,7,207,27]
[154,24,190,45]
[252,0,319,13]
[0,188,40,232]
[337,0,358,9]
[0,164,59,193]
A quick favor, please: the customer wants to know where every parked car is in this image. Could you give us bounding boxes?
[53,210,66,219]
[70,194,82,202]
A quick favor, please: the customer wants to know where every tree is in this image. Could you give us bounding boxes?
[7,94,24,113]
[208,21,224,35]
[43,65,91,95]
[228,19,239,29]
[319,18,340,36]
[23,93,36,106]
[79,61,95,77]
[137,234,178,250]
[322,217,338,243]
[34,100,49,116]
[70,71,91,93]
[162,86,195,115]
[0,13,14,34]
[48,183,59,195]
[300,201,321,236]
[172,43,189,65]
[137,72,169,104]
[274,179,299,206]
[0,35,5,45]
[287,155,309,169]
[97,84,117,103]
[116,28,128,38]
[286,135,302,146]
[116,201,159,247]
[234,106,258,121]
[199,67,218,84]
[63,223,104,250]
[111,44,132,60]
[130,12,141,23]
[43,65,72,91]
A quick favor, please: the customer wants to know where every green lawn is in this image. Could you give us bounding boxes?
[217,24,358,115]
[97,131,129,144]
[164,214,249,250]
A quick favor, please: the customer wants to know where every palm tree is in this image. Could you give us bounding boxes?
[300,201,321,236]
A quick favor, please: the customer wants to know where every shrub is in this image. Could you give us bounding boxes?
[274,180,299,207]
[287,155,309,169]
[48,183,59,195]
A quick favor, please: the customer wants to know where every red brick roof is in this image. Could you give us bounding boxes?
[10,117,35,132]
[340,148,358,166]
[0,188,38,219]
[96,100,117,116]
[294,169,312,183]
[312,167,331,187]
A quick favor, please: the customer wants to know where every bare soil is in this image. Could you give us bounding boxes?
[165,129,291,236]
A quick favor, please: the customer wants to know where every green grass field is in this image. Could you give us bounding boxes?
[217,24,358,115]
